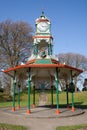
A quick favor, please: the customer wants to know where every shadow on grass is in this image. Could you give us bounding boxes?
[74,102,87,109]
[37,102,87,109]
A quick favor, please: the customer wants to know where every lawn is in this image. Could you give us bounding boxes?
[0,123,87,130]
[56,124,87,130]
[0,123,27,130]
[0,91,87,108]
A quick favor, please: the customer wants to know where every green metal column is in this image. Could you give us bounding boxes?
[72,92,74,111]
[12,71,16,112]
[50,44,53,55]
[33,44,35,55]
[55,68,60,114]
[27,68,31,114]
[36,44,38,56]
[66,83,69,108]
[70,70,75,112]
[51,86,53,107]
[34,44,38,56]
[33,85,36,107]
[18,82,21,109]
[48,44,50,55]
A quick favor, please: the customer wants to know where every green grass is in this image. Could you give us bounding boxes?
[47,91,87,107]
[56,124,87,130]
[0,123,27,130]
[0,91,87,108]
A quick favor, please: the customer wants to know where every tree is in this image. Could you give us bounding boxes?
[0,20,33,94]
[58,53,87,70]
[83,78,87,91]
[0,79,3,92]
[58,53,87,91]
[0,20,33,68]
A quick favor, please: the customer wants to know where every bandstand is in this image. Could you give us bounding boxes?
[3,12,83,115]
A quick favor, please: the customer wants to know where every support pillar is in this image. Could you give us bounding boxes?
[50,44,53,55]
[51,86,53,107]
[72,92,75,112]
[32,85,36,108]
[66,83,69,108]
[70,70,75,112]
[48,44,53,55]
[33,44,38,56]
[55,68,60,114]
[18,82,21,109]
[36,44,38,56]
[27,68,31,114]
[48,44,50,55]
[12,71,16,112]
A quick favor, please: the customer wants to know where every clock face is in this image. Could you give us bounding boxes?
[37,22,49,32]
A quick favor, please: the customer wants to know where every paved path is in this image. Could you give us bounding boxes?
[39,92,48,106]
[0,108,87,130]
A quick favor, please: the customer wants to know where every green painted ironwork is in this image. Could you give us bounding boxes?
[48,44,53,55]
[70,70,74,108]
[66,83,69,106]
[27,68,31,110]
[50,44,51,55]
[33,86,35,105]
[48,44,50,55]
[18,82,21,107]
[56,68,59,109]
[50,44,53,55]
[33,44,36,55]
[51,86,53,105]
[72,92,74,107]
[36,44,38,56]
[12,71,16,109]
[33,44,38,56]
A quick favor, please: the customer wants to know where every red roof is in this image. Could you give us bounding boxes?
[3,63,83,74]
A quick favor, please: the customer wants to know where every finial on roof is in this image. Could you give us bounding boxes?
[42,10,44,15]
[41,8,45,18]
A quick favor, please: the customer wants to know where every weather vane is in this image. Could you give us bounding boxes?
[41,7,45,16]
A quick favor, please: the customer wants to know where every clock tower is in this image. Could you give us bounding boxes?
[33,11,53,59]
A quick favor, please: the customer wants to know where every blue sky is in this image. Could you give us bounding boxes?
[0,0,87,57]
